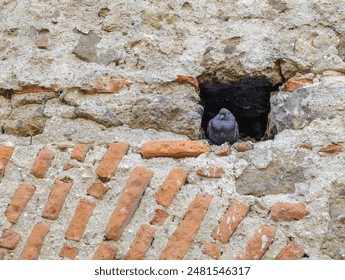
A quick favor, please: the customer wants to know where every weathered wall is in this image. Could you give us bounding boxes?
[1,0,345,260]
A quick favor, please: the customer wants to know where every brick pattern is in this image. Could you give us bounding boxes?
[0,145,14,178]
[5,183,36,224]
[0,140,310,260]
[156,168,188,207]
[160,193,213,260]
[105,166,154,241]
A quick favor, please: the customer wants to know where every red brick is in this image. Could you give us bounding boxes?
[233,142,254,152]
[275,242,304,260]
[14,84,58,94]
[63,162,78,170]
[160,193,213,260]
[202,242,221,260]
[297,143,312,150]
[271,202,309,221]
[0,145,14,178]
[42,178,74,220]
[93,242,118,260]
[156,168,188,207]
[70,143,89,162]
[87,180,109,199]
[96,142,129,182]
[105,166,153,241]
[141,140,210,159]
[0,229,22,250]
[197,167,223,178]
[176,75,199,92]
[150,209,169,226]
[282,78,313,92]
[212,200,250,244]
[214,143,230,156]
[30,148,55,178]
[318,144,343,154]
[0,251,4,260]
[59,245,79,260]
[93,77,131,93]
[65,199,96,241]
[19,223,50,260]
[5,183,36,224]
[236,225,276,260]
[123,224,156,260]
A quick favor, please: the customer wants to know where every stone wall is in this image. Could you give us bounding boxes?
[0,0,345,260]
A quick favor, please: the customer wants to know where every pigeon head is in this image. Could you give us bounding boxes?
[218,108,235,121]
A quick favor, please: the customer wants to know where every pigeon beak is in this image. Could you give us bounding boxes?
[220,115,224,120]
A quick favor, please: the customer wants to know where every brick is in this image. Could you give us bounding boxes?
[42,178,74,220]
[141,140,210,159]
[0,251,4,260]
[236,225,276,260]
[297,143,312,150]
[30,148,55,178]
[63,162,78,170]
[5,183,36,224]
[318,144,343,154]
[105,166,154,241]
[87,180,109,199]
[96,142,129,182]
[275,242,304,260]
[214,143,230,156]
[271,202,309,221]
[156,168,188,207]
[202,242,221,260]
[123,224,156,260]
[70,143,89,162]
[19,223,50,260]
[282,77,313,92]
[93,242,118,260]
[176,75,199,92]
[59,245,79,260]
[233,142,254,152]
[197,167,223,178]
[150,209,169,226]
[93,77,131,93]
[65,199,96,241]
[212,200,250,244]
[14,84,58,94]
[0,229,22,250]
[0,145,14,178]
[160,193,213,260]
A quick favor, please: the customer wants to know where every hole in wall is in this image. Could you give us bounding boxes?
[198,76,280,142]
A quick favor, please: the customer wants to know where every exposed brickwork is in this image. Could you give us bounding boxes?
[0,229,22,250]
[197,167,223,178]
[105,166,153,241]
[297,143,312,150]
[214,143,230,156]
[0,251,4,260]
[96,142,129,182]
[5,183,36,224]
[65,199,96,241]
[123,224,156,260]
[271,202,309,221]
[160,193,213,260]
[318,143,343,154]
[233,142,254,152]
[63,162,78,170]
[30,148,55,178]
[87,180,109,199]
[42,178,74,220]
[176,75,199,92]
[282,78,313,92]
[150,209,169,226]
[70,143,89,162]
[93,242,118,260]
[156,168,188,207]
[0,145,14,178]
[93,77,131,93]
[236,225,276,260]
[14,84,58,94]
[202,242,221,260]
[275,242,304,260]
[59,245,79,260]
[141,140,210,159]
[212,200,250,244]
[19,223,50,260]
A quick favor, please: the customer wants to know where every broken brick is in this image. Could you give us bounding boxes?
[197,167,223,178]
[202,242,221,260]
[87,180,109,199]
[275,242,304,260]
[30,148,55,178]
[0,145,14,178]
[93,242,118,260]
[150,209,169,226]
[0,229,22,250]
[70,143,89,162]
[271,202,309,221]
[59,245,79,260]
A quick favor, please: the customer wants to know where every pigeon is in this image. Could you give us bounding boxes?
[207,108,239,145]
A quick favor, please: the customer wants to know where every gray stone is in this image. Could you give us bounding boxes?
[72,31,101,62]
